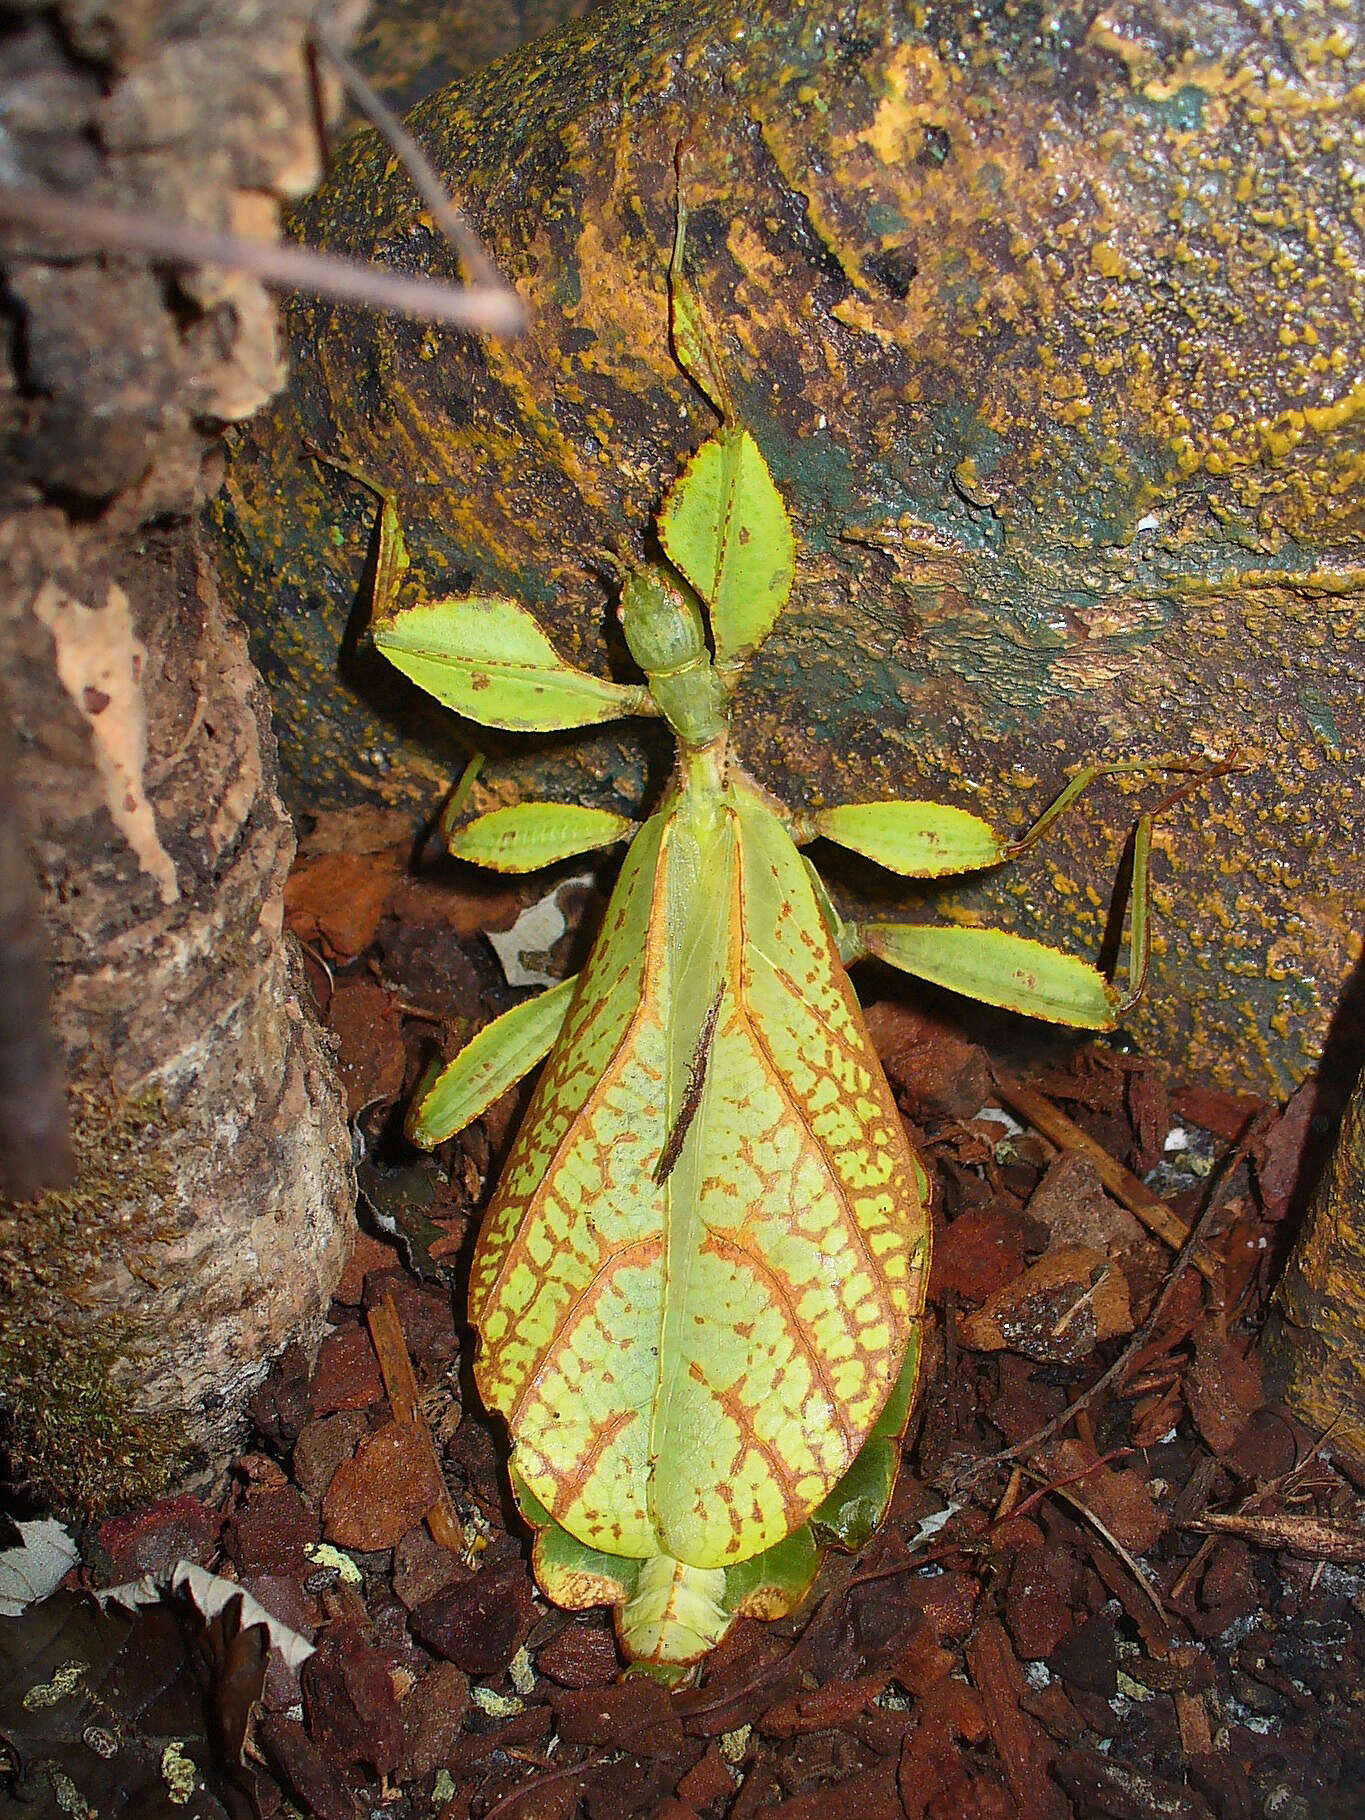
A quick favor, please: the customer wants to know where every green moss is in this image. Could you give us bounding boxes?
[0,1082,191,1513]
[0,1321,187,1515]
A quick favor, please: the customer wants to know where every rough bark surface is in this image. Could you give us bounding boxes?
[0,1,355,1509]
[218,0,1365,1098]
[1269,1068,1365,1479]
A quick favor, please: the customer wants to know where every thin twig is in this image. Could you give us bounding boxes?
[991,1066,1202,1263]
[1026,1470,1169,1623]
[308,14,505,298]
[0,185,526,334]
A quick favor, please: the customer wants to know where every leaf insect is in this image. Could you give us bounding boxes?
[323,167,1232,1680]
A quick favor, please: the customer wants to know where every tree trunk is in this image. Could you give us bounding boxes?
[0,0,355,1511]
[1268,1068,1365,1481]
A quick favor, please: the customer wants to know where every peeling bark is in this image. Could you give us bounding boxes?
[0,2,355,1509]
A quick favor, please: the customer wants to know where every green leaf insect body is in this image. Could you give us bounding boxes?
[345,191,1218,1680]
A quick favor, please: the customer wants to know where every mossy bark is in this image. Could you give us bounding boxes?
[0,0,355,1510]
[218,0,1365,1099]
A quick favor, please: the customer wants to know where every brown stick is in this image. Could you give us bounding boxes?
[0,186,526,334]
[991,1067,1201,1261]
[366,1294,465,1550]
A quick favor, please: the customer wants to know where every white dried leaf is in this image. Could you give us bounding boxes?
[0,1519,80,1616]
[97,1559,314,1670]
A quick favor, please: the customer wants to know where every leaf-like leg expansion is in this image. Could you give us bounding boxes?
[805,758,1225,880]
[806,799,1010,878]
[849,793,1171,1027]
[312,448,656,732]
[376,594,655,732]
[668,143,733,424]
[407,974,578,1146]
[447,801,635,872]
[851,921,1123,1029]
[831,757,1239,1025]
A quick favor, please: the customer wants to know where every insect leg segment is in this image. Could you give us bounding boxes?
[836,759,1236,1029]
[306,445,412,622]
[996,757,1214,863]
[406,971,579,1147]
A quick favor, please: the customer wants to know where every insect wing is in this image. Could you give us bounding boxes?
[469,810,673,1563]
[469,788,930,1574]
[375,595,652,730]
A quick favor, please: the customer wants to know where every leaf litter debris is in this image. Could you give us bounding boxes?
[1,830,1362,1818]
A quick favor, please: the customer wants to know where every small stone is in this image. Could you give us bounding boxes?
[362,1272,458,1370]
[1025,1152,1166,1306]
[675,1745,736,1809]
[284,848,403,962]
[302,1624,405,1778]
[327,979,405,1117]
[248,1343,312,1450]
[1004,1549,1075,1661]
[322,1420,444,1551]
[1048,1611,1118,1700]
[931,1200,1032,1304]
[1038,1438,1164,1556]
[241,1572,322,1710]
[959,1244,1133,1363]
[292,1410,368,1505]
[334,1229,398,1306]
[913,1570,979,1644]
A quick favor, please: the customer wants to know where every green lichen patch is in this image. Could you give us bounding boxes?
[0,1082,190,1513]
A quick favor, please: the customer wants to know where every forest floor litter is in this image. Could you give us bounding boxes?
[3,820,1362,1820]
